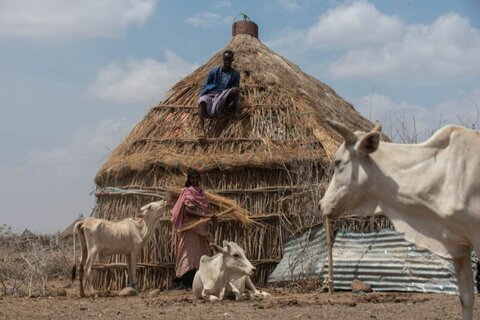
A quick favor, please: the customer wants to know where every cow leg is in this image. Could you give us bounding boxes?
[218,286,226,300]
[453,253,474,320]
[78,247,87,297]
[244,276,259,294]
[125,253,137,289]
[245,276,270,299]
[227,281,246,301]
[84,247,99,296]
[78,229,88,298]
[125,254,133,288]
[130,254,138,290]
[201,287,221,302]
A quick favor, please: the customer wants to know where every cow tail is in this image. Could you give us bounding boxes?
[71,221,79,282]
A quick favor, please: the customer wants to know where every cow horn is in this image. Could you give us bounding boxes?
[140,203,151,212]
[372,121,382,133]
[326,118,355,144]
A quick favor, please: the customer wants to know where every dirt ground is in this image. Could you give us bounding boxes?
[1,281,480,320]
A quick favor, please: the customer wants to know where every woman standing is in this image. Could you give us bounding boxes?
[170,168,213,289]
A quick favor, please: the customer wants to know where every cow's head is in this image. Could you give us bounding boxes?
[211,240,256,276]
[138,200,167,222]
[319,119,382,219]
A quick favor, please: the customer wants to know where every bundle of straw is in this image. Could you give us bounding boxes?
[166,186,257,232]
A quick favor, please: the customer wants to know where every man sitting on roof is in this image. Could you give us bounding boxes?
[197,49,246,140]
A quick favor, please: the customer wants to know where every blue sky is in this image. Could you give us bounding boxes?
[1,0,479,234]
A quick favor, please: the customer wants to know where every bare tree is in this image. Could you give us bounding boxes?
[455,100,480,130]
[0,227,71,297]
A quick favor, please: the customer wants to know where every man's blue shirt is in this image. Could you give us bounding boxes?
[200,66,240,96]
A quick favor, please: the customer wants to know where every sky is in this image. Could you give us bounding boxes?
[1,0,479,234]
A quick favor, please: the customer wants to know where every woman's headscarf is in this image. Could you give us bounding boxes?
[185,168,200,187]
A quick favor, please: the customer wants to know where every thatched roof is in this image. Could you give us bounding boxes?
[94,31,373,186]
[21,228,36,239]
[59,215,84,238]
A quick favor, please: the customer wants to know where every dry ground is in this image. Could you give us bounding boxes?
[1,281,480,320]
[2,233,480,319]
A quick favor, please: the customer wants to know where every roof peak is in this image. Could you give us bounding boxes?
[232,14,258,39]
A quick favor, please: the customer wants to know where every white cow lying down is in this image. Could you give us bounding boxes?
[193,240,271,301]
[319,119,480,320]
[71,200,167,297]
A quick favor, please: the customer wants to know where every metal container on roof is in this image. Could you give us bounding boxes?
[232,13,258,39]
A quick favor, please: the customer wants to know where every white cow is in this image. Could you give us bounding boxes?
[319,119,480,320]
[193,240,270,301]
[72,200,167,297]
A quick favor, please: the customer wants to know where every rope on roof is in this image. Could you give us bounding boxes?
[233,13,251,22]
[94,187,165,198]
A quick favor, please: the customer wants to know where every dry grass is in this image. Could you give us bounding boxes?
[0,228,72,297]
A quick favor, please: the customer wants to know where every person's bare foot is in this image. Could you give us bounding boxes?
[196,131,207,143]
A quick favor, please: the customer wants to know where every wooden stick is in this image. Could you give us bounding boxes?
[325,217,334,294]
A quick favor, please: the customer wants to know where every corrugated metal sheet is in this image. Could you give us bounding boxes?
[268,228,477,294]
[268,228,327,282]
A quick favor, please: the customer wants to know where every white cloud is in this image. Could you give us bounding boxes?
[265,27,306,54]
[0,118,133,233]
[85,51,198,105]
[184,12,231,28]
[306,0,404,48]
[354,89,480,143]
[27,119,127,167]
[268,1,480,81]
[0,0,155,40]
[329,12,480,79]
[267,0,403,57]
[276,0,302,11]
[212,0,232,9]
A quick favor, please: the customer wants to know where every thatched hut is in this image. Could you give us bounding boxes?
[21,229,37,240]
[91,19,389,291]
[59,215,84,239]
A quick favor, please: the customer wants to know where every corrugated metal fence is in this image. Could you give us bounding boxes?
[269,228,477,294]
[268,228,328,282]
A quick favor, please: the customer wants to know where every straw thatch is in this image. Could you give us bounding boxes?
[90,26,392,291]
[59,215,84,238]
[21,229,36,239]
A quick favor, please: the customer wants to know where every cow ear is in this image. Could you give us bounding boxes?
[355,132,380,157]
[221,240,232,253]
[327,118,356,145]
[372,121,382,133]
[210,243,224,253]
[135,212,146,219]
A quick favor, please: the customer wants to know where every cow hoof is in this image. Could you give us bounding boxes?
[235,294,247,301]
[119,287,138,297]
[208,296,221,302]
[253,291,271,300]
[149,289,161,296]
